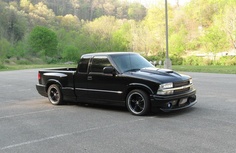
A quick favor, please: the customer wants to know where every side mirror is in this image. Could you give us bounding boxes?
[103,66,116,75]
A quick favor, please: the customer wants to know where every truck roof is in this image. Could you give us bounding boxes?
[81,52,138,58]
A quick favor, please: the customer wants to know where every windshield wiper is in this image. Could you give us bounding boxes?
[124,69,140,73]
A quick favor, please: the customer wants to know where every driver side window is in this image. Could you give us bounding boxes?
[90,56,112,73]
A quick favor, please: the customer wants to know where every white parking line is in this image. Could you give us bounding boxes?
[0,109,56,120]
[0,85,13,87]
[1,118,145,150]
[17,89,32,92]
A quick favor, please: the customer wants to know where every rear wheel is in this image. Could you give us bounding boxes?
[47,84,63,105]
[126,89,150,116]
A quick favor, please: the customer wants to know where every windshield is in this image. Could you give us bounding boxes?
[111,53,154,73]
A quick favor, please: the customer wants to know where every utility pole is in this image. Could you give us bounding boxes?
[164,0,172,69]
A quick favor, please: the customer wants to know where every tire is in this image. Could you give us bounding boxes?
[47,84,63,105]
[126,89,150,116]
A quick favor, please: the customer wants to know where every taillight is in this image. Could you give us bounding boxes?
[38,73,41,80]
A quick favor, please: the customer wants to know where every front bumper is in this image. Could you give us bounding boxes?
[150,89,197,112]
[36,84,47,97]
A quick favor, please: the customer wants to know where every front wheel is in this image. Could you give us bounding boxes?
[47,84,64,105]
[126,90,150,116]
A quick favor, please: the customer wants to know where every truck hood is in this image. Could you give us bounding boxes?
[126,67,190,84]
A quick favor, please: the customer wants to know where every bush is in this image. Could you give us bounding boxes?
[170,55,183,65]
[0,63,5,69]
[61,46,80,62]
[14,41,29,58]
[29,26,58,57]
[183,56,200,65]
[45,57,58,64]
[145,51,165,66]
[216,56,236,66]
[16,59,31,65]
[0,38,12,60]
[183,56,213,66]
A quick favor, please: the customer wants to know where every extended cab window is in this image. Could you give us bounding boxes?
[78,58,89,73]
[90,56,112,73]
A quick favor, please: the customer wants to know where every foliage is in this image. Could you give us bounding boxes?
[170,54,184,65]
[169,25,187,56]
[57,14,80,31]
[221,5,236,49]
[0,0,236,67]
[61,45,80,61]
[144,51,165,64]
[199,25,230,56]
[183,56,212,66]
[181,55,236,66]
[0,38,11,59]
[0,63,5,69]
[111,23,131,51]
[215,56,236,66]
[128,3,146,21]
[1,3,27,44]
[29,26,58,57]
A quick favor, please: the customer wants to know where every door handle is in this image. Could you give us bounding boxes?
[87,76,92,80]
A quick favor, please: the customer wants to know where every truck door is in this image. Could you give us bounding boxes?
[86,56,124,104]
[74,57,90,102]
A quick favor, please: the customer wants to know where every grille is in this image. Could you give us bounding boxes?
[174,87,190,94]
[173,80,191,94]
[174,80,190,88]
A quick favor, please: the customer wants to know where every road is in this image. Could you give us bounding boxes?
[0,69,236,153]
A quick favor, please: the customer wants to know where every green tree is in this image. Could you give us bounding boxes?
[128,3,146,21]
[1,4,27,44]
[20,0,31,12]
[200,25,229,58]
[56,28,83,61]
[0,1,7,38]
[28,2,56,27]
[103,1,116,16]
[185,0,227,27]
[139,3,173,56]
[111,22,131,51]
[0,38,11,61]
[29,26,58,57]
[169,27,187,56]
[57,14,80,31]
[222,5,236,49]
[84,16,120,51]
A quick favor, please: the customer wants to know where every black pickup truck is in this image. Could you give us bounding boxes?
[36,52,197,115]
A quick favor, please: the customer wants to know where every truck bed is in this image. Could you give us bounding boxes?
[41,67,77,72]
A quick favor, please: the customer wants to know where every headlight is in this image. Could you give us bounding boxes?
[189,78,194,90]
[189,78,193,84]
[159,82,173,89]
[157,82,174,95]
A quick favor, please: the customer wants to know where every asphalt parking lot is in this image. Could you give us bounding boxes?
[0,69,236,153]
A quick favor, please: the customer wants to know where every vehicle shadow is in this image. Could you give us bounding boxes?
[66,101,129,114]
[66,101,198,117]
[152,107,198,118]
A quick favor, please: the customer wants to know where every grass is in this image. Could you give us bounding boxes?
[0,64,76,71]
[0,64,236,74]
[172,65,236,74]
[150,65,236,74]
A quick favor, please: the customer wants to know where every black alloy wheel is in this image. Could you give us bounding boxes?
[47,84,63,105]
[126,89,150,116]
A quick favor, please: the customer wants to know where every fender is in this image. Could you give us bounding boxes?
[44,73,68,89]
[128,83,154,94]
[46,79,63,90]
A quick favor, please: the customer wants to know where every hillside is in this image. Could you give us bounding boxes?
[0,0,235,66]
